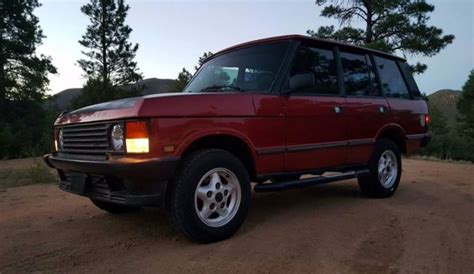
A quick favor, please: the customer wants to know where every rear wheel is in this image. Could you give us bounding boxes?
[90,199,140,214]
[168,149,251,243]
[358,139,401,198]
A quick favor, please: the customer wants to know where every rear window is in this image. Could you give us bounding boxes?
[374,56,410,99]
[340,52,378,96]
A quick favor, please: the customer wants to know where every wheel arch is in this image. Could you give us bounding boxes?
[178,132,257,181]
[375,124,407,154]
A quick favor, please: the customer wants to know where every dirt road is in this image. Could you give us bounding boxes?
[1,159,473,273]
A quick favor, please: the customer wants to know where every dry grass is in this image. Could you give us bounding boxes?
[0,158,55,190]
[408,155,472,165]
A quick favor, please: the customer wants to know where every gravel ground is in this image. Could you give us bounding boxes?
[0,158,473,273]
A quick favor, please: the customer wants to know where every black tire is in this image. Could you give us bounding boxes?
[358,139,402,198]
[90,199,140,214]
[168,149,251,243]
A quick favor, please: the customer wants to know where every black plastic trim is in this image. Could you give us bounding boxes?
[256,164,368,180]
[256,138,375,156]
[254,169,369,192]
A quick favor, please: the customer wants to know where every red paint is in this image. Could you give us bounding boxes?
[54,35,429,177]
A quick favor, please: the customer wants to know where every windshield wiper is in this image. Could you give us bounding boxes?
[200,85,242,92]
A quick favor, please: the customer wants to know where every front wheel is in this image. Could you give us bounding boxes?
[168,149,251,243]
[358,139,402,198]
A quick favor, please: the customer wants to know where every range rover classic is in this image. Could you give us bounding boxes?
[44,35,430,243]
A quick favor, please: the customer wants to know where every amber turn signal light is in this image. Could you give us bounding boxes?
[125,121,150,153]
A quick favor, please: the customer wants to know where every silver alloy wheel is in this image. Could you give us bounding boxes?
[194,168,242,227]
[378,150,398,188]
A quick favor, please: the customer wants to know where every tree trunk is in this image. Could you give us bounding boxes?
[0,26,5,102]
[365,0,373,44]
[101,0,108,86]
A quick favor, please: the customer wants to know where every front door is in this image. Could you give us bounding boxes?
[284,43,348,172]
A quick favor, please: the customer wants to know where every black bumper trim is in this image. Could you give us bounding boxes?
[44,154,180,207]
[420,133,432,148]
[44,154,179,178]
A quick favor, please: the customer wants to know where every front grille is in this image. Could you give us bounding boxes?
[58,122,118,155]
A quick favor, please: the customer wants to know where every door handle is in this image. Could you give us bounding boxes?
[334,106,344,114]
[379,106,386,114]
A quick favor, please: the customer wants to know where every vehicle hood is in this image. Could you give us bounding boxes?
[54,92,257,126]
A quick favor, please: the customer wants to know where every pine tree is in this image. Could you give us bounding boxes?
[195,51,213,71]
[174,68,192,92]
[0,0,57,103]
[307,0,454,73]
[78,0,142,88]
[457,70,474,140]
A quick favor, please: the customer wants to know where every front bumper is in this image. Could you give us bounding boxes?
[44,154,179,207]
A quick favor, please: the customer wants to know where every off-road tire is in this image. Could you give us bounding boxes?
[168,149,251,243]
[358,139,402,198]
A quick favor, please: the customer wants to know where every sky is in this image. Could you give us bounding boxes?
[36,0,474,95]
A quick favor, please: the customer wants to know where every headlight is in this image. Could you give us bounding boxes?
[125,121,149,153]
[126,138,149,153]
[111,124,124,151]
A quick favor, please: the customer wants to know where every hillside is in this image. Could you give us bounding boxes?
[427,89,462,124]
[46,78,175,110]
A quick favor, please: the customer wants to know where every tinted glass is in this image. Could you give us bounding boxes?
[289,46,338,95]
[340,52,373,96]
[185,42,289,93]
[398,61,421,97]
[374,56,410,98]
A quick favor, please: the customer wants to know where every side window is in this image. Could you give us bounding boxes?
[340,51,377,96]
[289,46,338,95]
[398,61,421,97]
[374,56,410,98]
[242,68,274,91]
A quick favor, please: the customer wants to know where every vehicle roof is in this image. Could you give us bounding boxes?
[212,34,406,62]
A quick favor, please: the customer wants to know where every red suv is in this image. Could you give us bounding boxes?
[44,35,430,243]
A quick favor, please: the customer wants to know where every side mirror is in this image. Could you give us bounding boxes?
[289,73,314,92]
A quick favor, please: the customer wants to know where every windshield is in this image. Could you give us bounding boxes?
[185,42,290,93]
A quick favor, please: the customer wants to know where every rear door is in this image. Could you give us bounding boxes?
[374,56,427,149]
[284,43,348,172]
[338,50,390,165]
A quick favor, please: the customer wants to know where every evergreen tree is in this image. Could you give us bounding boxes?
[174,68,192,92]
[457,70,474,140]
[78,0,142,93]
[307,0,454,73]
[195,51,213,71]
[0,0,58,159]
[0,0,57,103]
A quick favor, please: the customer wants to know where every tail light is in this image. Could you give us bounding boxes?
[125,121,150,153]
[420,114,430,128]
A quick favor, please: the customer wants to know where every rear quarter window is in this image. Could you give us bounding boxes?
[398,61,422,97]
[374,56,410,99]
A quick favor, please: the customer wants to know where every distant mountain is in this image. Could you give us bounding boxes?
[427,89,462,124]
[46,78,175,110]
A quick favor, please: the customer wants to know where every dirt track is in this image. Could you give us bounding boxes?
[0,159,473,273]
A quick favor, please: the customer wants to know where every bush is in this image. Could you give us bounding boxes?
[0,160,55,189]
[0,101,57,159]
